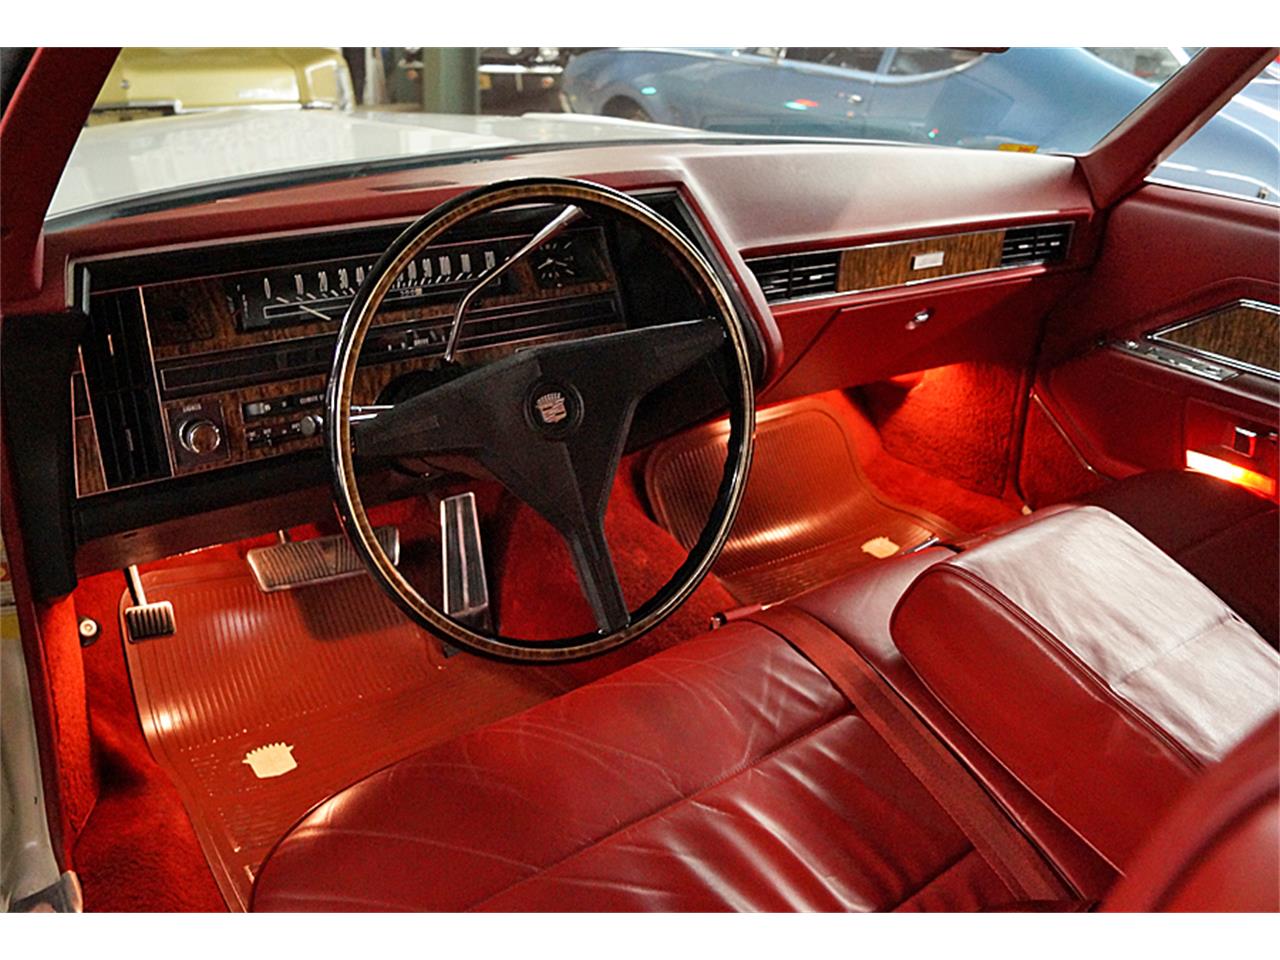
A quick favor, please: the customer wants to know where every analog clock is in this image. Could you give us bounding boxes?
[533,238,579,288]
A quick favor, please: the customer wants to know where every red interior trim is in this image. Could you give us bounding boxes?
[0,48,118,301]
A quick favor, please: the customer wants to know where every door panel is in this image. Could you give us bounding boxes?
[1023,183,1279,507]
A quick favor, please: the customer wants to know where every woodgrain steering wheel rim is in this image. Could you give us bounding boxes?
[327,177,755,662]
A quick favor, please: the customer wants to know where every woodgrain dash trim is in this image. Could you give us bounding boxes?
[745,219,1077,306]
[839,230,1005,292]
[73,225,623,495]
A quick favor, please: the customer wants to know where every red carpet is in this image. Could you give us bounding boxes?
[68,469,729,908]
[71,569,225,912]
[841,391,1023,533]
[859,362,1028,500]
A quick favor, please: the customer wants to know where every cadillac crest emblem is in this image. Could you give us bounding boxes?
[534,390,569,425]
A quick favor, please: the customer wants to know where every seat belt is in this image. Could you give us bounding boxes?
[754,605,1070,903]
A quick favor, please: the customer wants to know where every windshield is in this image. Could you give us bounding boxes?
[49,46,1280,225]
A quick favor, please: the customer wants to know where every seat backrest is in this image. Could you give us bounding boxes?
[890,505,1280,871]
[1103,716,1279,912]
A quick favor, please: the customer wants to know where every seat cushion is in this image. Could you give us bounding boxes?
[790,548,1119,897]
[891,505,1280,869]
[252,622,1008,912]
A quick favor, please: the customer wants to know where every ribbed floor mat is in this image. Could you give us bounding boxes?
[645,395,959,604]
[121,561,571,910]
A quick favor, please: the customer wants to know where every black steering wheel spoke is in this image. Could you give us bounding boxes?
[565,518,630,634]
[355,318,726,633]
[350,351,530,461]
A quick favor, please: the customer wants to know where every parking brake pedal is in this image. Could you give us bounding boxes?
[123,566,176,643]
[441,492,491,637]
[246,526,400,592]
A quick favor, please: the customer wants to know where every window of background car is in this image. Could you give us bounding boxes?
[786,48,886,73]
[1087,46,1189,82]
[887,48,981,76]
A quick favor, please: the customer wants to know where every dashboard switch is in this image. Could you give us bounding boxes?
[244,400,274,418]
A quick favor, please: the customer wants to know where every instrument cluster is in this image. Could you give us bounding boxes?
[73,221,622,496]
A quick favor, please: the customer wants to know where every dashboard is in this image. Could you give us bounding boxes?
[0,141,1101,597]
[73,215,629,496]
[37,188,758,583]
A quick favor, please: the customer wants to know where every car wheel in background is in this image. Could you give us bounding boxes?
[603,96,653,122]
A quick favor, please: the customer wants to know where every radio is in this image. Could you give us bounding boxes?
[242,389,327,450]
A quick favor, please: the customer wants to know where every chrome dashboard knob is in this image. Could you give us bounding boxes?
[299,413,325,438]
[178,417,223,455]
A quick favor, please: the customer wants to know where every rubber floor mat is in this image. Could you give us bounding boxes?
[122,561,572,910]
[645,395,960,605]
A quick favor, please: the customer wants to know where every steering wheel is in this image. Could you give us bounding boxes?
[327,177,755,662]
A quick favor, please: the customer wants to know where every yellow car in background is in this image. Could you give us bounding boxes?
[90,47,354,123]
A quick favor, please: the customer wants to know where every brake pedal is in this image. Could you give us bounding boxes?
[441,492,491,636]
[246,526,400,592]
[123,566,175,643]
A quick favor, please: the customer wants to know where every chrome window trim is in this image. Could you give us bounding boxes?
[1145,175,1280,207]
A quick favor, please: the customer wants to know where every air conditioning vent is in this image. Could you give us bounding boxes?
[1001,222,1073,268]
[80,290,172,488]
[747,250,841,303]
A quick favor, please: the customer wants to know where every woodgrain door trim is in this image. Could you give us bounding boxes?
[1150,299,1280,382]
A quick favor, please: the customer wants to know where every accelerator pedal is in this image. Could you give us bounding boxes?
[246,527,400,592]
[441,492,491,638]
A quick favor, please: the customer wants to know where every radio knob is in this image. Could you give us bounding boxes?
[298,413,325,438]
[178,417,223,455]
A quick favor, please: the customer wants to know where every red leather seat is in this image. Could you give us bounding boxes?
[1104,719,1279,912]
[888,504,1277,877]
[253,478,1280,912]
[251,620,1011,911]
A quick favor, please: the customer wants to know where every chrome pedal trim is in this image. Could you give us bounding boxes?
[123,602,176,643]
[123,565,175,643]
[441,492,491,634]
[246,526,400,592]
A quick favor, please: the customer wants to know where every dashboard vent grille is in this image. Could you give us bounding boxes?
[1000,222,1073,267]
[747,250,842,303]
[81,290,172,488]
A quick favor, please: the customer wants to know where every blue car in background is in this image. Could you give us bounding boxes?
[562,47,1280,201]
